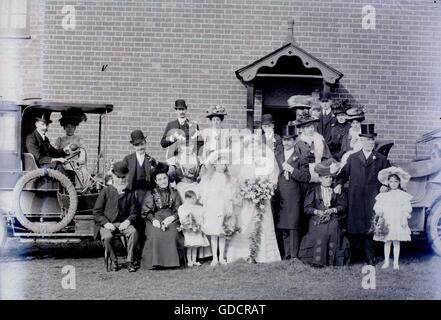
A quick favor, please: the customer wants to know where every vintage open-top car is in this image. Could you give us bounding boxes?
[0,99,113,251]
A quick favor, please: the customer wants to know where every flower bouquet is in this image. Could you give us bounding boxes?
[369,214,389,240]
[239,178,276,263]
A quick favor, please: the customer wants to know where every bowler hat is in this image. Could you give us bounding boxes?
[281,125,297,139]
[261,114,274,126]
[175,99,188,110]
[359,123,378,138]
[314,159,340,177]
[112,161,129,178]
[130,130,146,145]
[35,110,52,124]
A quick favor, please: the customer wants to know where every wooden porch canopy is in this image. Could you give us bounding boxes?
[235,21,344,129]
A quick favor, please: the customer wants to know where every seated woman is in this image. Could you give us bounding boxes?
[141,163,185,269]
[55,108,89,188]
[298,159,350,267]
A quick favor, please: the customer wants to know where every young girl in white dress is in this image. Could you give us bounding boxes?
[199,151,235,266]
[177,190,210,267]
[373,167,413,270]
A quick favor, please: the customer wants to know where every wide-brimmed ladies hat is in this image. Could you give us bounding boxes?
[378,166,411,189]
[331,99,350,115]
[59,108,87,127]
[287,95,316,109]
[314,158,340,177]
[345,106,365,121]
[206,105,227,120]
[294,111,320,128]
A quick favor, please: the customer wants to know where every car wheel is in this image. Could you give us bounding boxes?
[426,199,441,256]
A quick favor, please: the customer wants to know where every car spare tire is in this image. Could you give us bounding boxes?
[13,168,78,234]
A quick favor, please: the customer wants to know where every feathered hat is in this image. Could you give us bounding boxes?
[59,108,87,127]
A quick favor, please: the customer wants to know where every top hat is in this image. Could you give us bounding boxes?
[294,111,320,128]
[261,114,274,126]
[359,123,378,138]
[281,125,298,139]
[319,91,331,102]
[112,161,129,178]
[345,106,365,121]
[35,110,52,124]
[206,105,227,120]
[314,159,340,177]
[59,108,87,127]
[130,130,146,145]
[377,166,411,189]
[174,99,188,110]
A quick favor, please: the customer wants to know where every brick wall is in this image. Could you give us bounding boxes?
[3,0,441,171]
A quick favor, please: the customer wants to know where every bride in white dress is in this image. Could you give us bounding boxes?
[226,134,281,264]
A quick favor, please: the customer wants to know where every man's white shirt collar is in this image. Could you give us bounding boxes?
[284,148,294,160]
[37,130,46,140]
[362,150,372,159]
[178,118,188,125]
[136,152,145,167]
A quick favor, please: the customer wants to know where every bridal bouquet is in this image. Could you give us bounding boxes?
[239,178,276,263]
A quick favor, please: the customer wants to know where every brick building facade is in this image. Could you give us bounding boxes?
[1,0,441,170]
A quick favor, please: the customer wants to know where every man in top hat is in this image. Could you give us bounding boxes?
[335,124,389,266]
[328,100,351,160]
[25,111,71,173]
[261,114,283,154]
[273,125,311,260]
[160,99,203,158]
[93,161,140,272]
[317,93,336,145]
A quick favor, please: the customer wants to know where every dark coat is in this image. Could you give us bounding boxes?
[160,119,203,156]
[336,150,389,234]
[262,133,283,154]
[317,112,336,145]
[274,148,310,230]
[329,122,351,160]
[93,186,140,240]
[122,152,158,192]
[25,130,67,166]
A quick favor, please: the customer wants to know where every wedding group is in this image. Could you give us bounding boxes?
[25,96,414,272]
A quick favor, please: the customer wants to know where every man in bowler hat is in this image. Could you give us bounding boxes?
[122,130,159,264]
[335,124,389,265]
[160,99,203,158]
[25,111,71,174]
[273,125,311,259]
[93,161,140,272]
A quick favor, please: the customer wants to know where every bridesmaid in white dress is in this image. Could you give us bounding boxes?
[226,135,281,264]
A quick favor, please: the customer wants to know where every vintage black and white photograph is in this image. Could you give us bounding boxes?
[0,0,441,304]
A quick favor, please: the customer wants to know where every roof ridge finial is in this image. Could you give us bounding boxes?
[287,19,295,43]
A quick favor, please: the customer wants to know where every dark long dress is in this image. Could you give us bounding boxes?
[141,187,185,269]
[299,184,350,267]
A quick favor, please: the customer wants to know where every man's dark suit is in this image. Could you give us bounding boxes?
[122,152,158,201]
[160,119,203,156]
[318,112,336,145]
[25,130,67,168]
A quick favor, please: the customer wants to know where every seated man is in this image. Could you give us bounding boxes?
[25,111,70,174]
[93,161,140,272]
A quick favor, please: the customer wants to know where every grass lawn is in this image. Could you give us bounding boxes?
[1,239,440,300]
